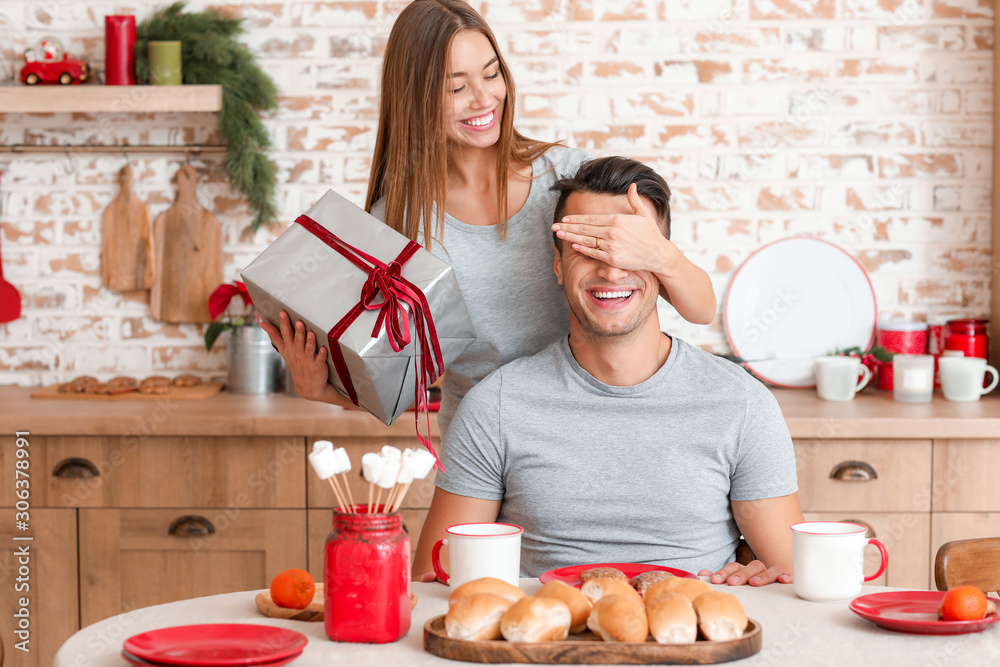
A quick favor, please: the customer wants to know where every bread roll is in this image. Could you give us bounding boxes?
[581,577,642,606]
[533,580,592,633]
[587,594,649,643]
[644,577,712,604]
[692,591,748,641]
[445,592,513,640]
[500,596,571,642]
[631,570,674,595]
[449,577,527,608]
[580,567,627,584]
[646,592,696,644]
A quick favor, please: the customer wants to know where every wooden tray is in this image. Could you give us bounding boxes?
[424,615,761,665]
[31,382,224,400]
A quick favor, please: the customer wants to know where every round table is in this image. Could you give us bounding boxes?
[56,579,1000,665]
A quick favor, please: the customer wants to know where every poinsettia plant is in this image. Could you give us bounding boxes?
[204,281,255,351]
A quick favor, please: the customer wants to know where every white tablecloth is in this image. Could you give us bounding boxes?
[55,579,1000,666]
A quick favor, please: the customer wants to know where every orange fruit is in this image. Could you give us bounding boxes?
[938,585,989,621]
[270,569,315,610]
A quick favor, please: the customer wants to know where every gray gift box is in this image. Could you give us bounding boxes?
[241,189,476,425]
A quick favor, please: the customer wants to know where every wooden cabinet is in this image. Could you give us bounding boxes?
[0,425,439,655]
[79,508,306,626]
[0,509,78,667]
[5,435,305,509]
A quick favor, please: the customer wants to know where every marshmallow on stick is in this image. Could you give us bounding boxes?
[375,455,400,513]
[391,448,438,511]
[389,449,418,512]
[361,452,385,513]
[309,440,350,511]
[332,447,355,510]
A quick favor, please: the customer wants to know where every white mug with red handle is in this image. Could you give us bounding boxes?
[431,522,522,588]
[791,521,888,602]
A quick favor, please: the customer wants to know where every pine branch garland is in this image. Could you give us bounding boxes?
[135,1,278,231]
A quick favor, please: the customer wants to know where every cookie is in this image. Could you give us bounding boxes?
[108,376,137,390]
[173,374,202,387]
[631,570,675,594]
[580,567,628,584]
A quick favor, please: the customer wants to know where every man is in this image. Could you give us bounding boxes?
[414,156,803,587]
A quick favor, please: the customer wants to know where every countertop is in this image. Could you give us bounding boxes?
[1,385,999,438]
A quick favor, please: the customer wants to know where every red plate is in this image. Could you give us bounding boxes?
[538,562,698,587]
[122,648,304,667]
[123,624,308,666]
[849,591,1000,635]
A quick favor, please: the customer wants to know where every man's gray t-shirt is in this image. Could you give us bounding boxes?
[371,146,592,437]
[436,336,799,577]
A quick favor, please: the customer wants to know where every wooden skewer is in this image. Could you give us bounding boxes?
[385,483,398,511]
[368,484,374,514]
[391,482,412,512]
[375,488,383,514]
[329,474,353,513]
[340,472,356,510]
[326,477,347,512]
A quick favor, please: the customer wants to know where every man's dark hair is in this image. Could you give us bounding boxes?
[550,156,671,249]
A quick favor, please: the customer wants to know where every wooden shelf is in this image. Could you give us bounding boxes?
[0,84,222,113]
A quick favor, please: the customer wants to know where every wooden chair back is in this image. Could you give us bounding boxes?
[934,537,1000,595]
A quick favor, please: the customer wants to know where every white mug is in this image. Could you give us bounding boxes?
[814,356,871,401]
[431,522,522,588]
[939,357,999,402]
[791,521,888,602]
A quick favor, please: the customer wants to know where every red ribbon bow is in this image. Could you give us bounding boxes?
[296,214,445,469]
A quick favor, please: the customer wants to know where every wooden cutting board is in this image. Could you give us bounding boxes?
[150,165,223,322]
[101,165,154,291]
[30,382,224,400]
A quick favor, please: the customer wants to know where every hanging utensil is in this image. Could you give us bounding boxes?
[0,170,22,323]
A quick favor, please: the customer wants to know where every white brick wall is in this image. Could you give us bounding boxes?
[0,0,992,385]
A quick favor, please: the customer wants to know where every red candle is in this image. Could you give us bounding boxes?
[105,15,136,85]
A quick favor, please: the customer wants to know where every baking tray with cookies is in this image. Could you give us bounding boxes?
[424,568,761,665]
[31,374,223,400]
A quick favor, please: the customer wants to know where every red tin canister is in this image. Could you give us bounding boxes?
[876,322,928,391]
[944,318,989,360]
[324,505,411,643]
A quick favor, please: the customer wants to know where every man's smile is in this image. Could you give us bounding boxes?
[587,287,639,307]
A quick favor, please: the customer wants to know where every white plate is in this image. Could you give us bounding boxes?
[723,238,877,388]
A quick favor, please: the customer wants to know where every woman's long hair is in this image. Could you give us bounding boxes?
[365,0,559,247]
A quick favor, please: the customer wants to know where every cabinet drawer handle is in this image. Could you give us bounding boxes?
[829,461,878,482]
[168,515,216,537]
[842,519,876,539]
[52,458,100,479]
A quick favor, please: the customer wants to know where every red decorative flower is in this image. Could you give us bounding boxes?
[205,281,255,351]
[208,281,253,320]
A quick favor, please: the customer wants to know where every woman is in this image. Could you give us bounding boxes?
[262,0,716,438]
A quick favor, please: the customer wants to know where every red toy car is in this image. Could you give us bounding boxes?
[20,41,89,85]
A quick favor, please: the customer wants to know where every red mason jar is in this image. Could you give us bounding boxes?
[324,505,411,643]
[944,318,989,360]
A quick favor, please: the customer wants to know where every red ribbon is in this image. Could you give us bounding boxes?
[296,214,445,469]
